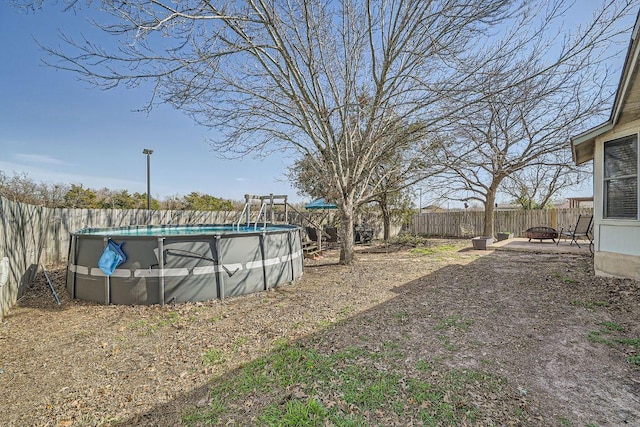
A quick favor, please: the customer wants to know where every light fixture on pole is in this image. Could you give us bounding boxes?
[142,149,154,210]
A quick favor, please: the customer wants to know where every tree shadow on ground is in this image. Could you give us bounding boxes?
[110,250,640,426]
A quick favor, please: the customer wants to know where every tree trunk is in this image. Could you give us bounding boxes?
[483,190,497,237]
[381,203,391,241]
[338,200,355,265]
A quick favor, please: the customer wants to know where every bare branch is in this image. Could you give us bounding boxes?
[11,0,635,261]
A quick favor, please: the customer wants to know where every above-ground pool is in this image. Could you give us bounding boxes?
[66,224,303,305]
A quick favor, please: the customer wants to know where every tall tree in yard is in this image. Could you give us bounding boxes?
[289,120,435,240]
[18,0,517,264]
[424,1,637,238]
[63,184,98,209]
[0,171,70,207]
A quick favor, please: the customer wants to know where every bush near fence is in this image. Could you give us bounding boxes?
[409,208,594,238]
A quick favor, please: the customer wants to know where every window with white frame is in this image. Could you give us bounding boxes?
[603,134,638,219]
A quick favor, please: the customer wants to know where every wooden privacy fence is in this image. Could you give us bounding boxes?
[0,198,53,320]
[0,196,360,317]
[0,197,265,318]
[0,194,592,318]
[410,208,594,238]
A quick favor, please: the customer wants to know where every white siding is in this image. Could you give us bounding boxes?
[599,224,640,256]
[594,118,640,253]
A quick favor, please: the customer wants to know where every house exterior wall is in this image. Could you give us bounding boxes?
[594,252,640,280]
[592,117,640,279]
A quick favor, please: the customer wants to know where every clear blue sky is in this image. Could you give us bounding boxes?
[0,2,636,205]
[0,4,301,203]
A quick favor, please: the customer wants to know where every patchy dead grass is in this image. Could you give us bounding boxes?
[1,239,639,426]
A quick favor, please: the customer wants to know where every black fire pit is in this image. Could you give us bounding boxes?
[525,226,558,242]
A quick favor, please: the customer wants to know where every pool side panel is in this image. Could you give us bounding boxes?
[291,229,304,281]
[220,235,264,297]
[161,238,218,303]
[66,233,78,298]
[110,238,161,305]
[286,229,304,281]
[72,237,106,303]
[263,231,291,289]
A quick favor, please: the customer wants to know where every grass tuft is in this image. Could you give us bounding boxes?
[587,321,640,366]
[182,343,520,426]
[434,315,473,332]
[259,398,327,426]
[627,355,640,365]
[202,348,226,366]
[410,245,459,256]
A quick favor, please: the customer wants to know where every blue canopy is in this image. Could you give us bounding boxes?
[304,198,337,210]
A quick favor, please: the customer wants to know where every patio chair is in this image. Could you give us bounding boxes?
[556,215,593,248]
[324,226,340,248]
[306,226,328,247]
[305,226,319,242]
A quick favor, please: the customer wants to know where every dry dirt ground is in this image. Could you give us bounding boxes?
[1,239,639,426]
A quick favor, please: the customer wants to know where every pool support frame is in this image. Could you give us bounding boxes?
[66,224,303,305]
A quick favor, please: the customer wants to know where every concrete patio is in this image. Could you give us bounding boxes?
[488,236,592,254]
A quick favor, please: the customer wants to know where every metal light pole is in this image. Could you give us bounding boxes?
[142,149,154,210]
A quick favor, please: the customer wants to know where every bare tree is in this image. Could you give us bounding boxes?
[15,0,636,261]
[367,182,415,240]
[429,72,604,236]
[424,1,636,237]
[502,156,591,209]
[288,120,436,240]
[0,171,38,204]
[0,171,70,207]
[24,0,523,263]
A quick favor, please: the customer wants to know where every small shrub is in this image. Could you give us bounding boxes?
[389,234,430,247]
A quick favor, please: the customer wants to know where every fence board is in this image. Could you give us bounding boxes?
[410,208,593,238]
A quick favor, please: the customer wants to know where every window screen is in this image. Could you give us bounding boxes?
[604,135,638,219]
